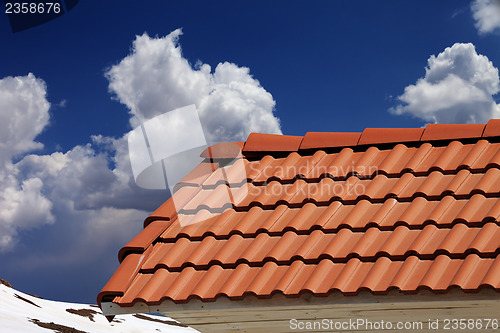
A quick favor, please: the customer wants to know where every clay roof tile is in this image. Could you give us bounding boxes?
[483,119,500,138]
[99,122,500,310]
[243,133,303,152]
[358,128,424,145]
[300,132,361,150]
[421,124,485,141]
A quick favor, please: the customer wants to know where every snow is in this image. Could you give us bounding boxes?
[0,284,198,332]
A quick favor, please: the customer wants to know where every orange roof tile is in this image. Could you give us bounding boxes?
[200,142,244,159]
[243,133,303,152]
[98,123,500,309]
[421,123,485,141]
[358,128,424,145]
[300,132,361,149]
[483,119,500,137]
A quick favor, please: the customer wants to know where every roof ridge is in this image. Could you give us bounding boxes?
[239,120,500,155]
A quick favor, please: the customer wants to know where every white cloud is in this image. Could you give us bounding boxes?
[390,43,500,124]
[0,134,156,256]
[0,30,281,255]
[0,74,53,251]
[0,75,146,252]
[0,177,54,250]
[471,0,500,34]
[106,29,281,143]
[0,73,50,164]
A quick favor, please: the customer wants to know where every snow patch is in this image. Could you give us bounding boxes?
[0,284,197,332]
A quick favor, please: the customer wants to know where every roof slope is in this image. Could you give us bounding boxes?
[98,121,500,308]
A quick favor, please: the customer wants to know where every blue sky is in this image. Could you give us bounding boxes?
[0,0,499,304]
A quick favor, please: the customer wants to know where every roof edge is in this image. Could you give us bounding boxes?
[101,285,500,315]
[236,121,500,156]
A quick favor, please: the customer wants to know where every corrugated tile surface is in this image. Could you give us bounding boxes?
[99,123,500,308]
[143,224,500,271]
[113,255,499,305]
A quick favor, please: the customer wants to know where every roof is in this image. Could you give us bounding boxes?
[98,120,500,309]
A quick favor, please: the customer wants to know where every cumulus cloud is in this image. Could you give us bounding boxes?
[471,0,500,34]
[0,177,54,250]
[390,43,500,124]
[106,29,281,143]
[0,30,282,255]
[0,74,53,251]
[0,73,50,164]
[0,75,147,253]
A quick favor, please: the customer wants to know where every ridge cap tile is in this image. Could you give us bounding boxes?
[201,142,244,159]
[243,133,303,152]
[300,132,362,150]
[483,119,500,138]
[421,124,485,141]
[358,128,424,146]
[118,220,170,262]
[97,251,149,306]
[144,199,178,227]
